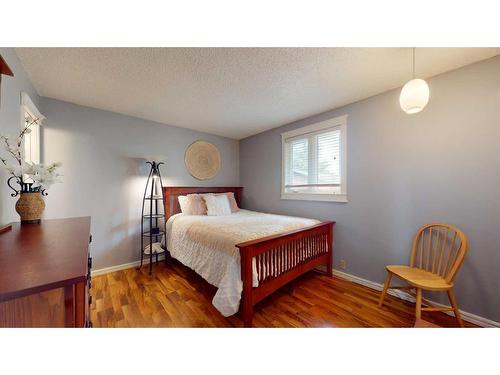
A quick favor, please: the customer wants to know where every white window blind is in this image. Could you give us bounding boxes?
[281,115,347,202]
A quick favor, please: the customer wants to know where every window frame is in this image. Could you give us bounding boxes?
[20,92,44,165]
[281,114,348,203]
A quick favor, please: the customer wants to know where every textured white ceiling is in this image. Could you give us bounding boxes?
[15,48,500,139]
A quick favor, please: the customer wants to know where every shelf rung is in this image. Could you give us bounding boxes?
[145,195,163,200]
[143,231,165,237]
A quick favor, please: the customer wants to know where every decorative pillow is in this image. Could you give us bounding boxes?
[178,194,207,215]
[203,194,232,216]
[189,194,208,214]
[218,192,239,213]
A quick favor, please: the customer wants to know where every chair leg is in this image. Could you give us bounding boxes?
[447,289,464,328]
[415,288,422,319]
[378,272,392,307]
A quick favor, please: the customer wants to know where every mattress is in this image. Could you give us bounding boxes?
[164,209,320,316]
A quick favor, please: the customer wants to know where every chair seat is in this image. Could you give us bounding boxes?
[386,265,453,291]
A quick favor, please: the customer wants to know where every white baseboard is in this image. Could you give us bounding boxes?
[91,254,166,277]
[332,269,500,328]
[91,260,498,328]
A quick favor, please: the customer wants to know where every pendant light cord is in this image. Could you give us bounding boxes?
[412,47,415,79]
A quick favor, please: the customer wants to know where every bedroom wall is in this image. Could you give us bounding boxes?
[240,55,500,322]
[0,48,41,226]
[40,98,239,269]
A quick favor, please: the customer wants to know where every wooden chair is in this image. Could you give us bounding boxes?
[378,223,469,327]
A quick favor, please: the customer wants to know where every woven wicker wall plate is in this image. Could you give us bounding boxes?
[184,140,221,180]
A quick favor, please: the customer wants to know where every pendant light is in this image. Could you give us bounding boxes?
[399,48,429,114]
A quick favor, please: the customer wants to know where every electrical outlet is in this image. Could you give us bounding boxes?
[339,259,346,270]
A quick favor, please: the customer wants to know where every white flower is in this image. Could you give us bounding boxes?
[1,130,63,191]
[47,161,62,173]
[31,171,50,189]
[30,164,63,190]
[22,162,35,175]
[2,162,34,179]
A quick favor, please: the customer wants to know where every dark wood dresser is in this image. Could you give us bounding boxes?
[0,217,92,327]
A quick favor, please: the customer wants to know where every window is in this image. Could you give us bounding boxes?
[281,115,347,202]
[21,92,44,165]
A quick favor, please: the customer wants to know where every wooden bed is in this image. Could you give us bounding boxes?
[163,186,335,327]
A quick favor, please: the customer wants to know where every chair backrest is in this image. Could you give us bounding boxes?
[409,223,468,283]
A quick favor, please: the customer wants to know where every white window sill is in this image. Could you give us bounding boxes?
[280,193,348,203]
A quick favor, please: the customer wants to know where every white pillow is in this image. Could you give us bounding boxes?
[178,195,189,213]
[218,192,239,213]
[203,194,232,216]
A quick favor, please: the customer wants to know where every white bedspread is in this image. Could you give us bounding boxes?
[164,209,320,317]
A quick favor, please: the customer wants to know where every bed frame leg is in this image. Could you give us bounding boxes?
[242,301,253,328]
[240,246,254,328]
[326,262,333,277]
[326,222,334,277]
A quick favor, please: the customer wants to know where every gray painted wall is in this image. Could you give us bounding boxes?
[0,48,40,225]
[2,45,499,322]
[40,98,239,269]
[240,56,500,322]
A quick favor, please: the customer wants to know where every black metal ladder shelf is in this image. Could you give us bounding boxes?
[139,161,166,275]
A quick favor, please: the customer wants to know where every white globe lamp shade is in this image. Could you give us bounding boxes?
[399,78,430,114]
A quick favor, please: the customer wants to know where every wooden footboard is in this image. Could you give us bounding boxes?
[236,221,335,327]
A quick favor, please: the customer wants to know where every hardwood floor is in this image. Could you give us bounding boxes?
[90,259,477,328]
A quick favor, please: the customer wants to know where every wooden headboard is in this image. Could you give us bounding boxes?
[163,186,243,219]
